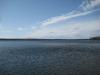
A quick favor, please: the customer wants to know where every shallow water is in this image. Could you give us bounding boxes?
[0,40,100,75]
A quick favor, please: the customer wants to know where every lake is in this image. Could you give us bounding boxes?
[0,40,100,75]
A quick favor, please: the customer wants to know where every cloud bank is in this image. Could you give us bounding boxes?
[32,20,100,39]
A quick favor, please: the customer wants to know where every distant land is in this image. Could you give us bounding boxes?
[90,36,100,40]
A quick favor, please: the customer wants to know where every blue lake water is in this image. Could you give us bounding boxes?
[0,40,100,75]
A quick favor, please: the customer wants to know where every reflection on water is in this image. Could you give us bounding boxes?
[0,40,100,75]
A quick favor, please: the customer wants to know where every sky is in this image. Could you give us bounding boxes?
[0,0,100,39]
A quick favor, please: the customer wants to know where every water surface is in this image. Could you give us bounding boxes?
[0,40,100,75]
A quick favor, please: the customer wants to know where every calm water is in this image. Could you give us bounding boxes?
[0,40,100,75]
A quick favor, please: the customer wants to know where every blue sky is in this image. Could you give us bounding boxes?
[0,0,100,39]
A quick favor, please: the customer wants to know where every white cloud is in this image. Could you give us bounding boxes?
[40,0,100,27]
[32,20,100,39]
[17,26,38,31]
[41,9,99,26]
[80,0,100,11]
[17,27,24,31]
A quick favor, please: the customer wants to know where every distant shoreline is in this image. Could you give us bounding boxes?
[0,37,99,40]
